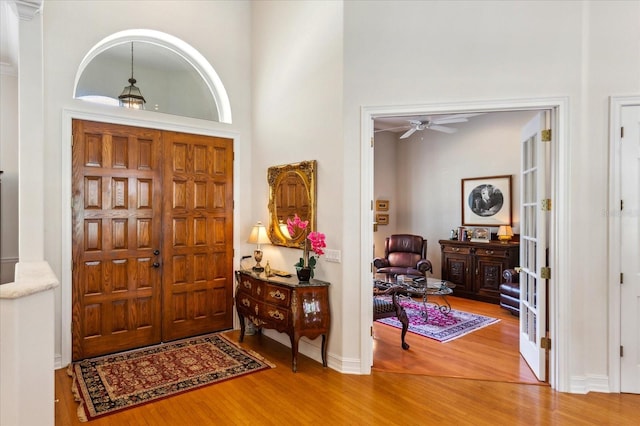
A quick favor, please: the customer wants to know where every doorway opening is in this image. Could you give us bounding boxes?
[360,98,570,391]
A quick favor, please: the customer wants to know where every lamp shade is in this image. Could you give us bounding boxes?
[247,221,270,247]
[497,225,514,243]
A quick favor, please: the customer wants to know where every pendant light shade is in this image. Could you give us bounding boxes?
[118,42,146,109]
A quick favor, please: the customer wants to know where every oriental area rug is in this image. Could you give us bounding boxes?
[69,332,274,422]
[376,297,499,343]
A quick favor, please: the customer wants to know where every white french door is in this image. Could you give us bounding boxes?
[620,105,640,393]
[519,111,550,381]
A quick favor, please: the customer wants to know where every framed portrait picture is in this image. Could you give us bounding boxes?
[461,175,512,226]
[376,199,389,211]
[375,213,389,225]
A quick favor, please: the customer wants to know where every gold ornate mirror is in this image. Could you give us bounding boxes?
[267,160,316,248]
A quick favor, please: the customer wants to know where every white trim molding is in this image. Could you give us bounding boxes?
[608,95,640,393]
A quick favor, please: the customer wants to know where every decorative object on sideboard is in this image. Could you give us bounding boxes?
[461,175,512,226]
[247,221,270,272]
[497,225,514,244]
[471,227,490,243]
[118,42,146,109]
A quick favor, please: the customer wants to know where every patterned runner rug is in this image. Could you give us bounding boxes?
[376,297,499,343]
[70,332,274,422]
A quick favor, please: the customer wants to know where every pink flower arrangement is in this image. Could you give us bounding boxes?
[287,214,326,275]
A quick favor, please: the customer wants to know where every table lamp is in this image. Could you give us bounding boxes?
[247,221,270,271]
[497,225,514,244]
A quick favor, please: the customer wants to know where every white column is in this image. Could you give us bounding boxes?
[16,0,44,261]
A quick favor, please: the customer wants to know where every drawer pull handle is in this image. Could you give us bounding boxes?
[453,247,460,252]
[268,309,285,320]
[241,298,251,307]
[243,281,252,289]
[486,250,494,255]
[249,316,265,327]
[269,290,286,300]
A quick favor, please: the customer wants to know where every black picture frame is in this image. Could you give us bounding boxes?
[461,175,512,226]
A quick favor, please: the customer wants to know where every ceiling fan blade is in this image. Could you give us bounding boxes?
[429,125,458,134]
[400,127,418,139]
[374,125,411,133]
[431,117,469,125]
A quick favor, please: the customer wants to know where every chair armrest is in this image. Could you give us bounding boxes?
[416,259,433,274]
[373,258,390,269]
[503,268,520,284]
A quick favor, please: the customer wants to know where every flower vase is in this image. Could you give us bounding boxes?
[296,266,312,282]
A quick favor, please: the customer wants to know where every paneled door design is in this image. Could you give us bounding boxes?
[161,131,234,341]
[72,120,233,361]
[519,112,550,381]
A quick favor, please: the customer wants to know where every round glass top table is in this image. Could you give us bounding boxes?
[373,274,456,321]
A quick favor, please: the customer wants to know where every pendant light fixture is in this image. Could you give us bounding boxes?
[118,42,146,109]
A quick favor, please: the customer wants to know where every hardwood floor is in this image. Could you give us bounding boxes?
[55,328,640,425]
[373,295,541,384]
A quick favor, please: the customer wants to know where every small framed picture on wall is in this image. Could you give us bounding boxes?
[376,199,389,211]
[376,213,389,225]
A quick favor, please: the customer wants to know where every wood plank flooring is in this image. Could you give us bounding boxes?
[55,299,640,425]
[373,295,541,384]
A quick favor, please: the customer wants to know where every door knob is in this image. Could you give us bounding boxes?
[152,262,160,268]
[153,250,160,255]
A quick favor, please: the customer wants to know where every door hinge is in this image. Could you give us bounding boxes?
[540,267,551,280]
[620,272,624,284]
[371,137,374,148]
[541,199,552,211]
[621,127,624,138]
[621,199,624,211]
[541,129,551,142]
[541,336,551,350]
[620,345,624,357]
[370,326,374,337]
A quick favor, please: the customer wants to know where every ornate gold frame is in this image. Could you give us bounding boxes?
[267,160,317,249]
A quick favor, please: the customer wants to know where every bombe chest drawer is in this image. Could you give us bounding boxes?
[235,270,330,372]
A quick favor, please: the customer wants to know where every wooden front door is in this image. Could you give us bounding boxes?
[72,120,233,361]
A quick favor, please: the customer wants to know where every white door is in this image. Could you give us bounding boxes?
[519,111,550,381]
[620,105,640,393]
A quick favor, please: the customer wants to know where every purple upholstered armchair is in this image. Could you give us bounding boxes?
[373,234,432,276]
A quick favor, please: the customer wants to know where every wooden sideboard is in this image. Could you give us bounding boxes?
[439,239,519,304]
[235,269,330,372]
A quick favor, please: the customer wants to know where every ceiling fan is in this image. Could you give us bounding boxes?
[376,113,484,139]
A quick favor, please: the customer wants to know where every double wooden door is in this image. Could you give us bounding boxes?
[71,120,234,361]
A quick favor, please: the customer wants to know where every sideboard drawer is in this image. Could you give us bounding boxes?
[264,284,291,307]
[442,245,471,255]
[475,247,509,257]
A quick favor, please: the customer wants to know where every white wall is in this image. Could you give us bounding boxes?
[375,111,535,276]
[373,131,398,254]
[345,1,640,391]
[251,1,345,362]
[0,72,19,284]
